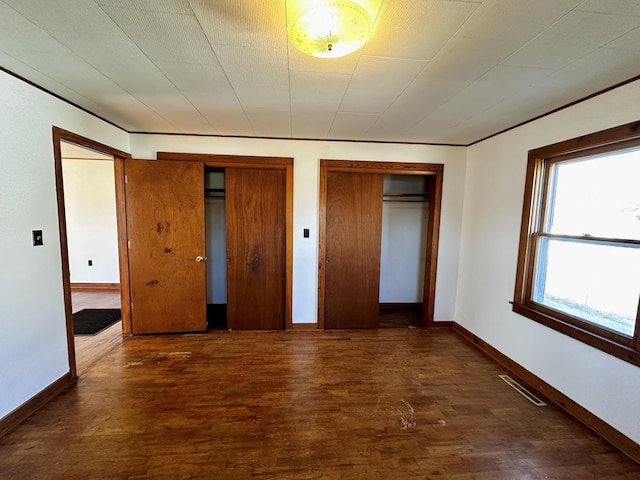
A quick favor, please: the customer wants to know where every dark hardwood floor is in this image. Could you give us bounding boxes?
[1,327,638,479]
[378,306,422,328]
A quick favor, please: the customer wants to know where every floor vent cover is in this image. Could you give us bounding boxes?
[499,375,547,407]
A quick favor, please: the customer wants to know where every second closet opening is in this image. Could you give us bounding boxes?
[205,167,227,329]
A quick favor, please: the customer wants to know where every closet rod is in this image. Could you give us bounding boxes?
[205,187,225,199]
[383,192,429,203]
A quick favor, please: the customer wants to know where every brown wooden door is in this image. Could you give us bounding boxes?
[325,172,384,328]
[125,159,207,334]
[226,168,285,330]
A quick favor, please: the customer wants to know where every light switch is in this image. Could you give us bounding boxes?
[32,230,43,246]
[303,228,309,238]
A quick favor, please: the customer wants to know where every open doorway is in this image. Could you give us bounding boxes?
[61,141,122,373]
[378,174,429,328]
[53,127,131,377]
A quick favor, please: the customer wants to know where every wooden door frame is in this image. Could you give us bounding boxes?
[52,127,132,378]
[318,160,444,329]
[157,152,294,330]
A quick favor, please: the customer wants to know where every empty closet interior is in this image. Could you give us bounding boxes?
[379,174,429,328]
[205,168,227,328]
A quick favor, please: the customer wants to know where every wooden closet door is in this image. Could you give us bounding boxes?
[226,168,285,330]
[125,159,207,334]
[325,172,384,329]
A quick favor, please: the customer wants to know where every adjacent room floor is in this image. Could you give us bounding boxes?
[1,326,638,479]
[71,290,123,375]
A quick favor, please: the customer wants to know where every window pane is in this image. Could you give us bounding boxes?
[533,238,640,337]
[547,149,640,240]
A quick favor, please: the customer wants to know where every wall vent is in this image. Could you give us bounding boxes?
[499,374,547,407]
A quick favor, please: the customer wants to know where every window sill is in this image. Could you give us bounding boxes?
[512,302,640,368]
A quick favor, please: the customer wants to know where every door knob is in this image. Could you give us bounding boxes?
[195,255,207,263]
[226,257,232,262]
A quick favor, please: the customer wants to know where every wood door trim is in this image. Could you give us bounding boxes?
[55,128,130,159]
[52,133,76,377]
[320,160,443,175]
[158,152,292,169]
[113,157,132,334]
[52,127,132,377]
[423,168,443,327]
[156,152,293,329]
[318,163,328,329]
[285,162,294,330]
[318,159,444,329]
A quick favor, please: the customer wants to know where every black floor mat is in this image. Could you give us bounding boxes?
[73,308,121,335]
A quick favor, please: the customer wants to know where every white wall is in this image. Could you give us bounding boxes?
[130,135,467,324]
[0,70,129,421]
[379,202,428,303]
[62,159,119,284]
[457,79,640,444]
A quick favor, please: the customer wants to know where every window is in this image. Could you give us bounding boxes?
[513,121,640,366]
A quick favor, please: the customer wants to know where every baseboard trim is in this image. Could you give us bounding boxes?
[379,303,421,310]
[452,322,640,465]
[427,320,454,328]
[0,372,76,439]
[289,323,319,330]
[71,282,120,292]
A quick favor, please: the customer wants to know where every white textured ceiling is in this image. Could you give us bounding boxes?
[1,0,640,145]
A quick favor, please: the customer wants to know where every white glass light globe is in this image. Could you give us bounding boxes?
[288,2,373,58]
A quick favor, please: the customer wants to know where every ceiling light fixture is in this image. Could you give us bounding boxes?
[288,1,373,59]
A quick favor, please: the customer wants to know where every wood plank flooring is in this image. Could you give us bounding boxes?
[72,291,124,376]
[1,328,638,479]
[378,307,422,328]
